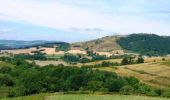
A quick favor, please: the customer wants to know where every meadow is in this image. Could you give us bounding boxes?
[1,94,169,100]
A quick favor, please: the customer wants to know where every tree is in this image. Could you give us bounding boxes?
[120,85,134,95]
[121,57,129,65]
[136,57,144,63]
[0,66,12,74]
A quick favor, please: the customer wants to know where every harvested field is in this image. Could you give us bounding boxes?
[115,62,170,88]
[34,60,69,67]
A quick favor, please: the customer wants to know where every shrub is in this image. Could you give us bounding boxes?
[120,85,134,95]
[0,66,12,74]
[162,89,170,98]
[136,57,144,63]
[0,74,14,86]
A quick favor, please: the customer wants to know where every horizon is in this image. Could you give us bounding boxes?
[0,0,170,42]
[0,33,169,43]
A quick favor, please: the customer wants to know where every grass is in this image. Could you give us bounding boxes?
[46,94,169,100]
[0,93,49,100]
[161,61,170,66]
[1,94,169,100]
[33,60,69,67]
[47,54,64,59]
[0,61,14,68]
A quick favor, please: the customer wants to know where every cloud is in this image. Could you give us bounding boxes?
[0,0,170,39]
[0,28,12,34]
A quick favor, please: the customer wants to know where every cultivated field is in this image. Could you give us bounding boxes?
[115,61,170,88]
[33,60,69,66]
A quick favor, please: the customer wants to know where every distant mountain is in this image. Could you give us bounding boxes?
[1,33,170,56]
[117,34,170,56]
[0,40,69,50]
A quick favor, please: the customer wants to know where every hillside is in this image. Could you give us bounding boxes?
[117,34,170,56]
[72,36,123,52]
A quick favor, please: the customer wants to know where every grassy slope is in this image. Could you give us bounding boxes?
[72,36,122,52]
[1,94,169,100]
[115,61,170,89]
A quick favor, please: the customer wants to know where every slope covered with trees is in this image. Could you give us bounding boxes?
[0,57,161,98]
[117,34,170,56]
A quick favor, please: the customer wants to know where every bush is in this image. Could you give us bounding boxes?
[0,66,12,74]
[120,85,134,95]
[136,57,144,63]
[162,89,170,98]
[0,74,14,86]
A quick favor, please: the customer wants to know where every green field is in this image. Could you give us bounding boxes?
[0,61,14,68]
[1,94,169,100]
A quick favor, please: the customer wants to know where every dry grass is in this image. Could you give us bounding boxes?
[115,62,170,88]
[33,60,69,67]
[77,59,122,67]
[72,36,123,52]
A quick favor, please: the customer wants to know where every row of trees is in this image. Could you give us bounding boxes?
[121,57,144,65]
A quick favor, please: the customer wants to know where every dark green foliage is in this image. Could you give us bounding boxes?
[121,57,134,65]
[79,58,91,63]
[14,52,47,61]
[0,57,163,98]
[136,57,144,63]
[162,89,170,98]
[0,66,12,74]
[117,34,170,56]
[0,74,14,86]
[121,56,144,65]
[92,55,106,61]
[82,61,119,68]
[120,85,134,95]
[121,57,129,65]
[55,43,70,51]
[63,54,79,62]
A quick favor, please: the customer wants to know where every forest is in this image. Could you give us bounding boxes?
[0,56,164,98]
[117,34,170,56]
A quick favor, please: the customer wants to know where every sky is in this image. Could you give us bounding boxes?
[0,0,170,42]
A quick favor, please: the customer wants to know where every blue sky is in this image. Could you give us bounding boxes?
[0,0,170,42]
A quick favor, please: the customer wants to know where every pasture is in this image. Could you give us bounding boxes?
[1,94,169,100]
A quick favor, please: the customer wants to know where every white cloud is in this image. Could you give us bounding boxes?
[0,0,169,36]
[0,28,12,34]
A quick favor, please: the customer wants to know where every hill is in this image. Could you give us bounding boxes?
[0,40,70,50]
[72,36,123,52]
[117,34,170,56]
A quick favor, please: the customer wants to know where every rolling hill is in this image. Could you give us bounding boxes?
[71,36,123,52]
[1,33,170,56]
[117,34,170,56]
[0,40,69,50]
[72,33,170,56]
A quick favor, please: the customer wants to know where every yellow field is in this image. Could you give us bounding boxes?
[33,60,69,67]
[77,59,122,67]
[115,62,170,88]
